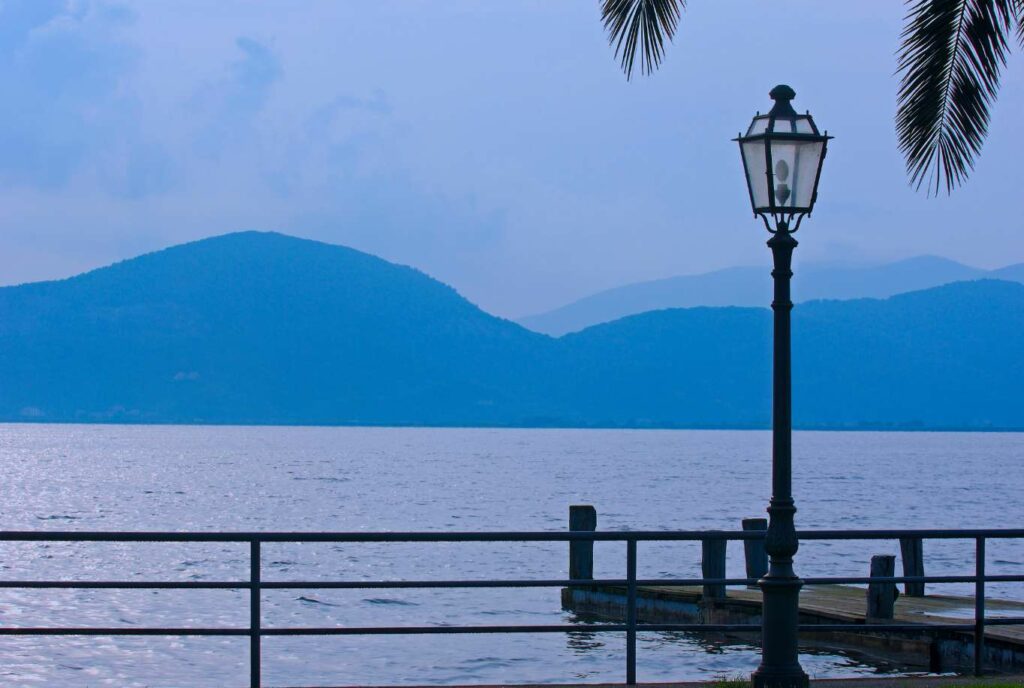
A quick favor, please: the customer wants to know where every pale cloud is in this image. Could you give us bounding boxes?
[0,0,139,189]
[190,36,282,157]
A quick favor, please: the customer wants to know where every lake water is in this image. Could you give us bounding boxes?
[0,424,1021,687]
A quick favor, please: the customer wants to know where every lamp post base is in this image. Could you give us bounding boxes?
[751,670,809,688]
[750,572,808,688]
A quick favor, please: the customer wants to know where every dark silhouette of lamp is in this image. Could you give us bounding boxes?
[735,85,831,688]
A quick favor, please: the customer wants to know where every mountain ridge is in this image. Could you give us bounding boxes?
[1,232,1021,429]
[518,255,1023,336]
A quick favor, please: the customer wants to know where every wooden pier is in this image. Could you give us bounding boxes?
[563,582,1024,672]
[561,506,1024,674]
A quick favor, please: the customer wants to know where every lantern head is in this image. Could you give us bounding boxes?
[735,85,831,227]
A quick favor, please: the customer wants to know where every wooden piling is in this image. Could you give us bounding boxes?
[901,536,926,597]
[867,554,899,620]
[702,538,727,601]
[741,518,768,588]
[569,505,597,582]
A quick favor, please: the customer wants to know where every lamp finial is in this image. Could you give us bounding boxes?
[768,85,797,117]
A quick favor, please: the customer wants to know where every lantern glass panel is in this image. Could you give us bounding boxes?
[794,117,814,134]
[741,139,769,208]
[769,116,815,135]
[747,116,770,135]
[770,139,823,209]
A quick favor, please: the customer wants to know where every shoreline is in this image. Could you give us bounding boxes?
[1,420,1023,433]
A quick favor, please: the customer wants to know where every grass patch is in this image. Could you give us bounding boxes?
[713,680,750,688]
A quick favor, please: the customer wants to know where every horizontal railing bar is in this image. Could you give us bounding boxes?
[0,624,744,637]
[262,578,620,589]
[0,628,250,636]
[803,574,1024,585]
[596,575,1024,586]
[1,622,999,637]
[0,578,638,590]
[4,574,1024,590]
[0,624,714,637]
[269,623,995,635]
[0,581,251,589]
[262,624,689,636]
[0,578,680,590]
[798,529,1024,540]
[3,528,1024,543]
[632,575,1024,586]
[0,531,753,542]
[981,618,1024,626]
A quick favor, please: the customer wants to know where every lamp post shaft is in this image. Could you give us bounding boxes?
[752,221,809,688]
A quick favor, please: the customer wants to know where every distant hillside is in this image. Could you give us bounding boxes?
[549,280,1024,429]
[519,256,1022,336]
[0,232,557,425]
[1,232,1022,429]
[993,263,1024,282]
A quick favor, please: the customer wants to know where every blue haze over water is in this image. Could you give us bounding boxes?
[0,424,1022,686]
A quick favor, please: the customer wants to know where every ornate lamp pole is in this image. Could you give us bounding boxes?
[735,85,831,688]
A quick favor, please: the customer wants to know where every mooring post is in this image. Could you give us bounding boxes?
[742,518,768,588]
[867,554,899,620]
[702,538,727,601]
[900,537,925,597]
[569,505,597,582]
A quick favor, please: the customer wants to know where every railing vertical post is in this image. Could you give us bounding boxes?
[626,538,637,686]
[251,539,261,688]
[975,537,986,677]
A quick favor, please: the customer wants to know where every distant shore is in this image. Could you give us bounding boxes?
[2,419,1022,432]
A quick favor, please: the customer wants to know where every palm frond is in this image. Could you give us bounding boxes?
[1016,0,1024,46]
[601,0,685,79]
[896,0,1016,194]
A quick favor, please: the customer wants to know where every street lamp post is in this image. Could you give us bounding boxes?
[735,85,831,688]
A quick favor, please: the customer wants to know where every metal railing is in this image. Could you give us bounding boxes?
[1,528,1023,687]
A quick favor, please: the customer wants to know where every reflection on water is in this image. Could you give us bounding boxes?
[0,424,1021,686]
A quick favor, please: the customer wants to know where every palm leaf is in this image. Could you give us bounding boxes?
[1017,0,1024,46]
[897,0,1016,194]
[601,0,685,79]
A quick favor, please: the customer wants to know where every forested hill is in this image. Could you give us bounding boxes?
[1,232,1021,429]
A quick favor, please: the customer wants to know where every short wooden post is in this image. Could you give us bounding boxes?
[867,554,899,620]
[900,537,925,597]
[569,505,597,582]
[702,538,727,601]
[741,518,768,588]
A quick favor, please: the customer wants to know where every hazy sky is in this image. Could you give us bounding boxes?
[1,1,1022,317]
